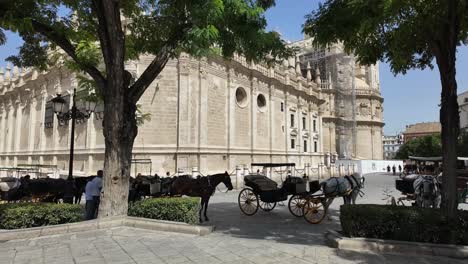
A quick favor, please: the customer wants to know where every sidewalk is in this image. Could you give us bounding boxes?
[0,226,463,264]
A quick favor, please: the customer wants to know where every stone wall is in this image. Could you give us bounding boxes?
[0,37,385,178]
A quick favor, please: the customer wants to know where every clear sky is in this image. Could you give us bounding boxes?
[1,0,467,135]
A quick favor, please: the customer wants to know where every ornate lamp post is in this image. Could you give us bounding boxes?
[51,88,97,180]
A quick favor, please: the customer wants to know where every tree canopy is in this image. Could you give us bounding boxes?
[304,0,468,75]
[0,0,293,100]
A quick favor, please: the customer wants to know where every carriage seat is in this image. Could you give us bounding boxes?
[244,175,278,191]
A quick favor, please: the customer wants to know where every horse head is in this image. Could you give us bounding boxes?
[352,173,365,189]
[222,171,233,190]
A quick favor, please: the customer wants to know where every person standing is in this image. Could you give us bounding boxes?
[84,179,95,220]
[85,170,104,220]
[387,165,391,173]
[89,170,103,219]
[392,165,396,175]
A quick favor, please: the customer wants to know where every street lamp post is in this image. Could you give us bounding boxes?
[51,88,96,180]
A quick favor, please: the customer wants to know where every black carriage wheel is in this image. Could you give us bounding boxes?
[303,198,327,224]
[288,195,306,217]
[259,201,276,211]
[238,188,259,216]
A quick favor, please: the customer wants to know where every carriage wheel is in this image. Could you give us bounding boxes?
[288,195,306,217]
[259,201,276,211]
[238,188,259,216]
[303,198,327,224]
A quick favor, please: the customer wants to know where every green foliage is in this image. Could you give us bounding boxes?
[340,204,468,245]
[0,0,293,72]
[304,0,468,74]
[458,130,468,157]
[0,203,83,229]
[128,197,200,225]
[395,134,442,160]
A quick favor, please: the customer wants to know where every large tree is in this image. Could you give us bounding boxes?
[0,0,293,216]
[304,0,467,218]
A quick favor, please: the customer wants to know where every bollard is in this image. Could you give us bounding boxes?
[177,168,185,176]
[243,165,250,177]
[192,167,199,178]
[236,165,243,189]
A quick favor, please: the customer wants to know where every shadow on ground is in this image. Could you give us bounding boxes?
[201,195,341,246]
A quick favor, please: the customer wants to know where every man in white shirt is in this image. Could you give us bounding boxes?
[85,179,95,220]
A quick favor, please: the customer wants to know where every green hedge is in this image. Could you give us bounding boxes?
[340,204,468,245]
[0,203,84,229]
[128,197,200,224]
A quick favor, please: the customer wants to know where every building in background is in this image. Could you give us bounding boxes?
[403,122,441,143]
[459,91,468,132]
[0,37,384,178]
[382,134,403,160]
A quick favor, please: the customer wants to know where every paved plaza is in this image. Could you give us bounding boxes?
[0,173,466,264]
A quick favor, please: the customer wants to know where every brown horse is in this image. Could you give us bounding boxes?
[171,172,233,222]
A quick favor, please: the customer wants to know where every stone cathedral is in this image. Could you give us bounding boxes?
[0,37,384,177]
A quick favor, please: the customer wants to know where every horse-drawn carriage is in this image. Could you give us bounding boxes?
[395,156,468,207]
[238,163,364,224]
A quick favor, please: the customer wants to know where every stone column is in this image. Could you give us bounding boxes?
[0,101,6,154]
[199,62,208,153]
[227,68,236,170]
[28,90,38,153]
[268,84,274,162]
[39,87,48,152]
[251,77,257,159]
[6,97,15,153]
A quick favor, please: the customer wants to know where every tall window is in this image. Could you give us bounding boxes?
[280,102,284,112]
[291,138,295,149]
[314,141,318,152]
[290,114,295,127]
[302,117,306,130]
[304,140,307,152]
[313,120,317,132]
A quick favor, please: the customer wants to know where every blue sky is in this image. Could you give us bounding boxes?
[1,0,467,135]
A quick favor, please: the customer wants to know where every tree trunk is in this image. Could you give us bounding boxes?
[98,93,138,217]
[435,52,460,219]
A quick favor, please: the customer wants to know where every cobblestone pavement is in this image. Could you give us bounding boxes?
[0,173,465,264]
[1,227,464,264]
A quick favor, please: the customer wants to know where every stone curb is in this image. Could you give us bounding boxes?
[0,216,213,241]
[325,230,468,259]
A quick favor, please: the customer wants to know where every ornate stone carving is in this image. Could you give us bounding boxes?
[359,102,370,116]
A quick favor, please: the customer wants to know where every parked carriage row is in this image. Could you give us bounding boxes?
[237,163,365,224]
[394,156,468,207]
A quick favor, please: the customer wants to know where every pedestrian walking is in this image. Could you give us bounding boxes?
[398,165,402,173]
[387,165,391,173]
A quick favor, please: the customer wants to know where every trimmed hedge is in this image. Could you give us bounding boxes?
[128,197,200,225]
[0,203,84,229]
[340,204,468,245]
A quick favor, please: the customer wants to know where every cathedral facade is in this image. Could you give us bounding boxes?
[0,38,384,177]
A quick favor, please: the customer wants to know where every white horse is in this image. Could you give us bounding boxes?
[321,173,365,209]
[413,175,441,208]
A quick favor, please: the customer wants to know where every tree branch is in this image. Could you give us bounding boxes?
[128,23,191,103]
[128,45,172,102]
[30,20,107,93]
